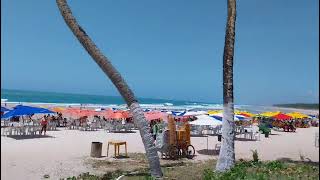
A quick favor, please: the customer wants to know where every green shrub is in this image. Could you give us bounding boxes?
[202,160,318,180]
[265,160,284,170]
[259,124,271,134]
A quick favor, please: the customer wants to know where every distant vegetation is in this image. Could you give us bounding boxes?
[274,103,319,110]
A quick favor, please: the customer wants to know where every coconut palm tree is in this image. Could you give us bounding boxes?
[216,0,237,172]
[56,0,162,178]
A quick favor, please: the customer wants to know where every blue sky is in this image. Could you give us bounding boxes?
[1,0,319,105]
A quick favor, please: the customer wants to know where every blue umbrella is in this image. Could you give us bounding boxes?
[210,115,246,121]
[210,115,223,121]
[2,105,54,119]
[1,106,10,112]
[177,111,187,116]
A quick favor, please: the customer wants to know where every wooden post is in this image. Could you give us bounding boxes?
[125,142,128,157]
[168,115,176,145]
[107,143,110,157]
[90,142,102,158]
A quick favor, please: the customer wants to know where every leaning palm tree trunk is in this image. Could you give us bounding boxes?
[215,0,237,172]
[56,0,162,178]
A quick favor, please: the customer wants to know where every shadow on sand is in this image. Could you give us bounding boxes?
[112,155,130,159]
[197,149,219,156]
[108,131,136,134]
[191,134,208,137]
[277,157,319,166]
[5,135,54,140]
[235,137,257,142]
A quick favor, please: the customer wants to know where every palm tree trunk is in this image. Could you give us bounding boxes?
[215,0,237,172]
[56,0,162,178]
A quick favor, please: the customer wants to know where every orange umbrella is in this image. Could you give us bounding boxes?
[51,107,65,112]
[105,110,131,119]
[98,109,114,118]
[144,111,166,121]
[63,108,97,118]
[77,109,98,117]
[120,110,132,118]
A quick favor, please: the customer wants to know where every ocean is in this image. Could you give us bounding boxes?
[1,89,215,108]
[0,89,297,113]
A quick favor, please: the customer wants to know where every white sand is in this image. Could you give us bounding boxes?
[1,127,319,180]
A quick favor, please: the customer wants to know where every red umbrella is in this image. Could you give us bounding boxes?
[239,113,251,118]
[272,113,292,121]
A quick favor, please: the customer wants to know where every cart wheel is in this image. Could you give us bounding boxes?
[186,145,195,159]
[168,145,179,160]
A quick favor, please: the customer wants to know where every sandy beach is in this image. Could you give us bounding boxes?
[1,125,319,180]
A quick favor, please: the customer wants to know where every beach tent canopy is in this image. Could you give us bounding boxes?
[2,105,54,119]
[190,115,222,126]
[286,112,309,119]
[1,106,10,112]
[272,113,292,121]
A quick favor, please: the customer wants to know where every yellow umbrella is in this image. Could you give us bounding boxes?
[207,110,223,115]
[286,112,308,119]
[259,111,281,117]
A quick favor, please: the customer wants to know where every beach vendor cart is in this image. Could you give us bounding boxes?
[155,115,195,159]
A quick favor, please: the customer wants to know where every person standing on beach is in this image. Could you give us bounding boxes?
[152,121,159,141]
[40,116,48,135]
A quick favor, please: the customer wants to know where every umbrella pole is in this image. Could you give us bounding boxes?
[207,135,209,153]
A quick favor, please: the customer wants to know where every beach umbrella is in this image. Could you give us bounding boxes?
[179,111,207,116]
[62,108,81,117]
[121,111,132,118]
[308,115,317,119]
[272,113,292,121]
[98,109,113,117]
[107,111,130,119]
[236,111,255,117]
[144,111,167,121]
[169,111,185,116]
[190,115,222,126]
[51,107,65,113]
[207,110,223,115]
[2,105,54,119]
[210,113,246,121]
[77,110,98,117]
[286,112,309,119]
[1,106,10,112]
[259,111,281,117]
